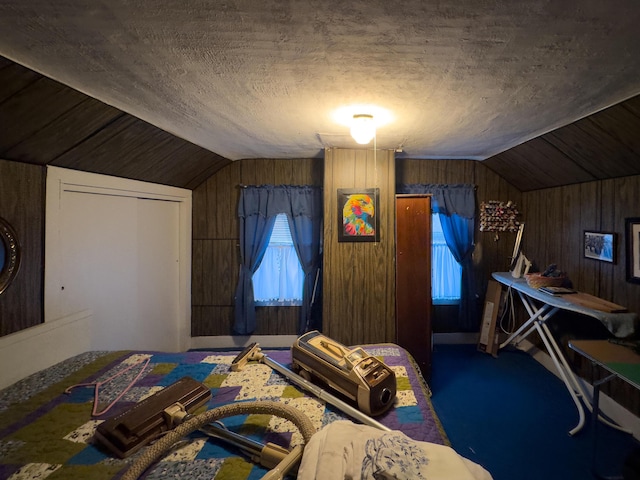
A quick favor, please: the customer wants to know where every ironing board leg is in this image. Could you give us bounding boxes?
[533,321,586,435]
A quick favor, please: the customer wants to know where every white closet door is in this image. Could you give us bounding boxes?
[136,198,180,351]
[60,191,180,351]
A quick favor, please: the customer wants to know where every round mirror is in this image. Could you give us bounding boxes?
[0,217,21,295]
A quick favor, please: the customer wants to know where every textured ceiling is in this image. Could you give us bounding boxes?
[1,1,640,161]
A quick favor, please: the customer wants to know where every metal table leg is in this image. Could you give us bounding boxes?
[591,373,623,480]
[540,322,628,433]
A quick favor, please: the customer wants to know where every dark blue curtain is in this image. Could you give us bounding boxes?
[234,185,323,335]
[397,184,478,330]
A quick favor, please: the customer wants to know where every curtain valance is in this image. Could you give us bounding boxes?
[238,185,323,219]
[397,184,476,219]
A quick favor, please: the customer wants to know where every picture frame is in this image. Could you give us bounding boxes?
[0,216,21,295]
[337,188,380,242]
[583,230,616,263]
[625,217,640,284]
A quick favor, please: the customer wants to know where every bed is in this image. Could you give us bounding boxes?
[0,343,471,480]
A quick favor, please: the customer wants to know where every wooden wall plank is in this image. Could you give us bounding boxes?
[191,306,234,336]
[382,152,397,341]
[0,160,44,335]
[211,239,238,304]
[547,119,640,178]
[191,239,238,306]
[323,148,395,346]
[0,62,41,103]
[558,185,578,279]
[485,149,556,192]
[51,115,142,169]
[588,104,640,161]
[475,160,505,269]
[0,77,87,153]
[273,159,291,183]
[6,98,123,164]
[364,149,395,342]
[184,153,231,191]
[191,239,204,304]
[580,182,601,294]
[210,162,240,239]
[192,179,208,240]
[623,96,640,118]
[599,179,616,300]
[613,175,640,310]
[51,115,230,188]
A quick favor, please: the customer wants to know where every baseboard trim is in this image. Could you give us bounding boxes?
[433,332,478,344]
[189,335,299,350]
[193,332,480,350]
[515,339,640,441]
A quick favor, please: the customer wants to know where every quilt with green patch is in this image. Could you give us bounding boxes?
[0,345,447,479]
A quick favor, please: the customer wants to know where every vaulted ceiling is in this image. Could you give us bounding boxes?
[483,94,640,191]
[0,56,229,189]
[1,1,640,191]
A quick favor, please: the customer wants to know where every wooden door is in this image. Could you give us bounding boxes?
[395,195,432,379]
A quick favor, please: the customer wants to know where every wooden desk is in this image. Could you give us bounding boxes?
[492,272,638,435]
[569,340,640,479]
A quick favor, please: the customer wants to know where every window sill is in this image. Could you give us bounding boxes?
[255,301,302,307]
[433,299,461,306]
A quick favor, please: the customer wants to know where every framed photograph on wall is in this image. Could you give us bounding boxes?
[625,218,640,284]
[583,230,616,263]
[0,216,21,295]
[337,188,380,242]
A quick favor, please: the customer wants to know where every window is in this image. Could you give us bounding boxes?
[253,214,304,306]
[432,213,462,305]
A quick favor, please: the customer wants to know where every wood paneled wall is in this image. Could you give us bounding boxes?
[323,148,396,345]
[522,176,640,311]
[0,159,45,335]
[521,174,640,415]
[193,155,522,340]
[191,158,323,336]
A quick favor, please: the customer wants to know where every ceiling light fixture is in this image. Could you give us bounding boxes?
[350,114,376,145]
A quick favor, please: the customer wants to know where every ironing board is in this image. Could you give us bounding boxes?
[492,272,638,435]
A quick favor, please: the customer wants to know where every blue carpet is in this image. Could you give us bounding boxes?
[430,344,639,480]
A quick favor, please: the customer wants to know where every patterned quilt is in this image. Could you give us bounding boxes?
[0,345,447,480]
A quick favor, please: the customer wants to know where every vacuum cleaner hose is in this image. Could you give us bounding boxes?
[120,400,316,480]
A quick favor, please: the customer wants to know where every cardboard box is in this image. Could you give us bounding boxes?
[478,280,504,357]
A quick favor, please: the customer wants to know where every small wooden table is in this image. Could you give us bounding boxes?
[569,339,640,479]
